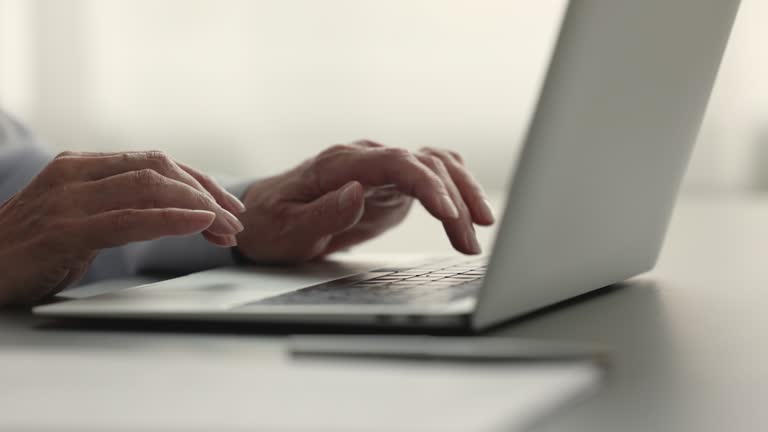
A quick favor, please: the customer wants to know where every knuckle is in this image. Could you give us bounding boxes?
[419,146,463,163]
[132,168,163,186]
[54,150,77,159]
[157,209,175,224]
[449,150,464,162]
[420,154,442,168]
[354,139,383,147]
[48,155,71,171]
[112,210,138,231]
[383,147,413,161]
[196,172,215,187]
[118,151,133,163]
[145,150,170,161]
[322,144,355,156]
[195,190,217,209]
[144,150,175,169]
[314,144,357,174]
[42,157,73,180]
[274,204,295,236]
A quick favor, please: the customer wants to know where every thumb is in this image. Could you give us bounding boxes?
[298,181,365,240]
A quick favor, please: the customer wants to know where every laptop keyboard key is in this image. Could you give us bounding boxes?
[250,257,487,306]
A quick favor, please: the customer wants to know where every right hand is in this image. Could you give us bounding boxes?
[0,150,246,306]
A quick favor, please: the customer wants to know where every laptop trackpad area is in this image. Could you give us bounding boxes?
[43,255,433,314]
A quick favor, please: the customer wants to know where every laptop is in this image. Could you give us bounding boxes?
[34,0,741,331]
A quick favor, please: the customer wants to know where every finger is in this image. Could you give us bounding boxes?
[350,139,385,149]
[289,181,365,257]
[417,154,481,255]
[57,264,88,290]
[323,229,379,256]
[422,149,494,226]
[50,256,94,295]
[56,150,130,157]
[323,198,413,256]
[55,151,193,182]
[447,150,464,164]
[17,266,71,304]
[364,184,409,207]
[9,267,70,305]
[176,162,247,215]
[47,269,77,299]
[313,147,459,221]
[58,151,245,216]
[78,170,244,236]
[202,231,238,248]
[77,209,217,249]
[320,187,414,256]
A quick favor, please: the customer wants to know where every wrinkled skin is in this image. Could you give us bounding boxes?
[236,140,494,264]
[0,150,244,305]
[0,141,494,306]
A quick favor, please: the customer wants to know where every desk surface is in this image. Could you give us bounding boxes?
[3,196,768,431]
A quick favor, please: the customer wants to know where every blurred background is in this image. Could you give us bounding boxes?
[1,0,767,196]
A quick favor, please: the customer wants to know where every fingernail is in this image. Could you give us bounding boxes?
[225,235,238,247]
[465,230,482,254]
[440,194,460,219]
[482,199,495,223]
[338,182,360,210]
[227,192,247,214]
[223,210,245,233]
[186,210,217,225]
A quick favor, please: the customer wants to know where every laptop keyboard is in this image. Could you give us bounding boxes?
[253,257,487,306]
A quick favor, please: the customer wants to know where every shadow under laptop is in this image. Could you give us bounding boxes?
[496,278,690,432]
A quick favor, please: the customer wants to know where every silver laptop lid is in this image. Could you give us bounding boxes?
[474,0,740,329]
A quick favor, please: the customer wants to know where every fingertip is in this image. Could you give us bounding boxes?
[184,209,217,230]
[338,181,364,211]
[202,231,238,247]
[466,197,495,226]
[333,182,364,230]
[205,207,244,236]
[473,213,495,226]
[226,191,248,214]
[478,198,495,225]
[464,230,482,255]
[439,194,460,220]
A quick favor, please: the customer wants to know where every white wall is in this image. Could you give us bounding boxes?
[1,0,766,193]
[688,0,768,194]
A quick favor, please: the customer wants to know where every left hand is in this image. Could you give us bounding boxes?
[234,140,495,264]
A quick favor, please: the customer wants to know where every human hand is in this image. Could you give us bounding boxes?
[0,150,246,306]
[236,140,494,264]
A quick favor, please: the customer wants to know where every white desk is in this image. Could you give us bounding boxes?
[2,196,768,431]
[518,196,768,432]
